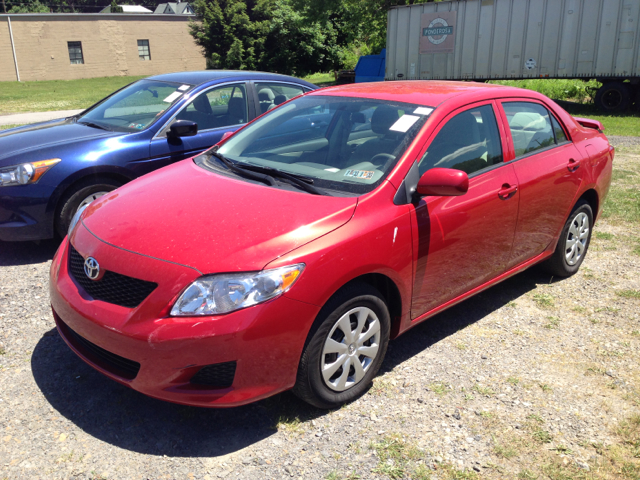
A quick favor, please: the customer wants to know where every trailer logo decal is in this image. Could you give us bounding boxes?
[420,11,457,54]
[423,18,454,45]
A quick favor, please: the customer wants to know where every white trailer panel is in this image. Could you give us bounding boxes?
[386,0,640,81]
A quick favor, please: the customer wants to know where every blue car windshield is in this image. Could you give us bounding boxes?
[77,80,193,132]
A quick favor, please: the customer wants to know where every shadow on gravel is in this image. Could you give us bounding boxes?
[31,267,554,458]
[0,239,59,266]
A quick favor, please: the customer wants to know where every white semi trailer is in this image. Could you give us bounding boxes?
[386,0,640,111]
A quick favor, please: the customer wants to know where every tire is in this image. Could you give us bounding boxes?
[55,177,122,238]
[544,200,593,277]
[293,283,390,409]
[595,82,631,112]
[632,85,640,112]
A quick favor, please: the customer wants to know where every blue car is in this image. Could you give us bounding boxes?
[0,71,317,241]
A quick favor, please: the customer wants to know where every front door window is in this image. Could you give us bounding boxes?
[176,84,248,131]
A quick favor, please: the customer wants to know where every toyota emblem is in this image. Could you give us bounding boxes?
[84,257,100,280]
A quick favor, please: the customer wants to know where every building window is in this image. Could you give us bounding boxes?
[68,41,84,65]
[138,40,151,61]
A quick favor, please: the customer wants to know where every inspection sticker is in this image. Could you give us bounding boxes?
[163,91,183,103]
[390,114,420,132]
[414,107,434,115]
[178,84,190,91]
[345,169,374,179]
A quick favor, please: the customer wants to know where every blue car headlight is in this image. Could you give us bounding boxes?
[0,159,61,187]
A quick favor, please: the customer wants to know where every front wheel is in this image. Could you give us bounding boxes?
[55,178,122,238]
[544,200,593,277]
[293,283,390,409]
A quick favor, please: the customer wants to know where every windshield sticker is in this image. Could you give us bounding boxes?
[324,167,340,173]
[178,84,190,91]
[390,114,420,132]
[163,91,183,103]
[345,169,374,180]
[414,107,434,115]
[128,123,145,129]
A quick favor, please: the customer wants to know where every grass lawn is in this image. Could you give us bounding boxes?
[557,102,640,137]
[303,72,336,86]
[0,76,146,115]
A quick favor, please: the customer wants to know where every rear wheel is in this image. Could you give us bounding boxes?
[544,200,593,277]
[293,283,390,409]
[55,178,122,238]
[595,82,631,112]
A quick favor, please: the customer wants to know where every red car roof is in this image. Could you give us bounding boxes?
[310,80,532,107]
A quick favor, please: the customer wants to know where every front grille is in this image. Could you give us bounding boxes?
[68,244,157,308]
[58,317,140,380]
[190,361,237,388]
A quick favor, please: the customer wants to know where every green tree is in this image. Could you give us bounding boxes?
[295,0,445,54]
[190,0,261,70]
[256,0,340,76]
[8,0,49,12]
[109,0,123,12]
[190,0,341,76]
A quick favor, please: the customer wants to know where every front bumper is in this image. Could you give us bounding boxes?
[0,185,53,241]
[49,227,320,407]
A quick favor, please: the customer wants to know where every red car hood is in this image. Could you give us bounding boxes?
[81,160,357,273]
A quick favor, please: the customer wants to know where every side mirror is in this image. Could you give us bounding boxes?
[417,168,469,196]
[168,120,198,138]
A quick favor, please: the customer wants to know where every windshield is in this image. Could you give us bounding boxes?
[77,80,193,132]
[214,95,433,195]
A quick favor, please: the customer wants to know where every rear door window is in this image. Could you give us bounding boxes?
[254,82,307,114]
[502,102,556,157]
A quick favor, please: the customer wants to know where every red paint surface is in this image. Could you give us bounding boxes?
[50,81,613,407]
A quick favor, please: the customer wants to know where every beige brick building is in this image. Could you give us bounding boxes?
[0,13,206,82]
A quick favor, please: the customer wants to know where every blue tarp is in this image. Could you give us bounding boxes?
[355,49,386,83]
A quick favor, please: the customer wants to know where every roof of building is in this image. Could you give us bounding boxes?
[146,70,317,88]
[100,5,152,13]
[153,2,194,15]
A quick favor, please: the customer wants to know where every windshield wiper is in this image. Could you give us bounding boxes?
[78,121,111,131]
[209,152,276,187]
[238,163,326,196]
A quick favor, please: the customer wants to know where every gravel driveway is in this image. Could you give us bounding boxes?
[1,140,639,480]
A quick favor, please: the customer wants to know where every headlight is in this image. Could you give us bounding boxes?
[68,204,89,237]
[171,263,305,316]
[0,159,61,187]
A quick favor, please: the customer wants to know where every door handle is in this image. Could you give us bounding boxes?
[567,158,580,172]
[498,184,518,200]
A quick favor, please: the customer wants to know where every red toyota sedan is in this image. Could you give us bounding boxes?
[49,81,613,409]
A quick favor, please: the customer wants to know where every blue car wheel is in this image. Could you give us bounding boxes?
[55,177,122,238]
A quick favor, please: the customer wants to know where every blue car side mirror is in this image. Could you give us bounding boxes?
[168,120,198,138]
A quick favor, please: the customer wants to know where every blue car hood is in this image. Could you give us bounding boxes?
[0,119,120,164]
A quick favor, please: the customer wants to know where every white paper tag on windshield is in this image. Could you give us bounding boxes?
[178,84,190,91]
[414,107,434,115]
[324,167,340,173]
[390,114,420,132]
[163,91,183,103]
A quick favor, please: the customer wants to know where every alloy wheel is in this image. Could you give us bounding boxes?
[565,212,589,266]
[321,306,381,392]
[77,192,108,212]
